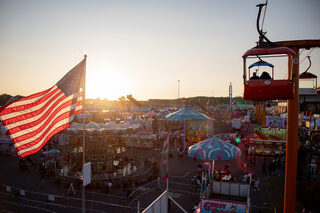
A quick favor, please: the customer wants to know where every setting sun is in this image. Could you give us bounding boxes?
[86,67,131,100]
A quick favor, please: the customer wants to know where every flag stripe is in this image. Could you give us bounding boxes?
[13,99,81,143]
[6,93,67,132]
[18,120,73,158]
[11,95,79,140]
[14,102,79,149]
[0,87,53,110]
[0,86,61,121]
[17,115,74,153]
[8,92,81,135]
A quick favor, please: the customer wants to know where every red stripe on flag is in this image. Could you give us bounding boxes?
[7,94,68,134]
[2,89,63,125]
[15,109,76,151]
[12,98,77,142]
[0,87,53,112]
[19,122,72,158]
[0,87,59,116]
[8,93,79,135]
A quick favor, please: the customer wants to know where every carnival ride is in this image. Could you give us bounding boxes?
[242,4,295,101]
[242,2,320,212]
[126,94,143,107]
[299,56,318,95]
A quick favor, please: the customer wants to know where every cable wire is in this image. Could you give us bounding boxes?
[300,48,314,65]
[261,0,268,31]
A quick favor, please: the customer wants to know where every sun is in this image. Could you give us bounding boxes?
[86,68,131,100]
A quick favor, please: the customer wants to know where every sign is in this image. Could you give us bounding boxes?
[83,162,91,186]
[258,127,287,138]
[201,198,247,213]
[266,116,285,128]
[306,121,310,128]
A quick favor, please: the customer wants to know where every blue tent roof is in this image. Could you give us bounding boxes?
[249,60,274,69]
[165,107,209,121]
[188,137,240,160]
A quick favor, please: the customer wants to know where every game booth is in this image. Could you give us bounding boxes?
[189,138,250,213]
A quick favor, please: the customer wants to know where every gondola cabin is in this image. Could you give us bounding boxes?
[243,47,296,100]
[299,72,318,95]
[299,56,318,95]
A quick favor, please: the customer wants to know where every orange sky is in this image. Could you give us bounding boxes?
[1,0,319,100]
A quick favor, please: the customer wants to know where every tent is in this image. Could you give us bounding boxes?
[166,108,209,151]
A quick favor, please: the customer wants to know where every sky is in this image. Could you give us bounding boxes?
[0,0,319,101]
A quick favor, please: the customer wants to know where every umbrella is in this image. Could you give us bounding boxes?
[188,137,240,160]
[48,149,60,154]
[166,108,209,121]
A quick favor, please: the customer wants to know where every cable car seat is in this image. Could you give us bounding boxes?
[244,79,294,100]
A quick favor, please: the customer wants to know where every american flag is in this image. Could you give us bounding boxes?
[0,57,86,158]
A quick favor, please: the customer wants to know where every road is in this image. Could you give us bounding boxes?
[0,149,202,213]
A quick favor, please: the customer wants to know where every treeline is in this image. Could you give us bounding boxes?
[1,93,245,109]
[0,94,24,106]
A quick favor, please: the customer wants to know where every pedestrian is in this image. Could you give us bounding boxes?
[105,181,110,193]
[156,176,161,190]
[262,160,267,176]
[179,149,183,160]
[252,175,260,191]
[108,181,112,193]
[122,186,128,205]
[67,182,76,196]
[269,161,274,175]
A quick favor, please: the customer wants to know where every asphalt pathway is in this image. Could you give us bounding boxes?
[0,128,265,213]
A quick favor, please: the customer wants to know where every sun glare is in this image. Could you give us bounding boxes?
[86,68,130,100]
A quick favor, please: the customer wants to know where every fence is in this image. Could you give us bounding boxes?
[212,181,249,197]
[0,184,136,213]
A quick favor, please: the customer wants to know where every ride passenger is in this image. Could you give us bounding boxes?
[260,71,272,80]
[250,72,260,80]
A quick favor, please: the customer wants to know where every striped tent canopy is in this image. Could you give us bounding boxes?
[166,107,208,121]
[188,137,240,160]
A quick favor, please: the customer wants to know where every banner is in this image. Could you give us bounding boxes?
[265,116,285,128]
[160,132,169,182]
[201,198,247,213]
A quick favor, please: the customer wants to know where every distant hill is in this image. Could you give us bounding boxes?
[0,94,24,106]
[1,93,245,109]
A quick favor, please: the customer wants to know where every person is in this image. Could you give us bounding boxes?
[108,181,112,193]
[262,160,267,176]
[122,185,128,205]
[250,72,260,80]
[260,71,272,80]
[105,181,110,193]
[156,176,161,190]
[179,148,183,160]
[67,182,76,196]
[252,175,260,191]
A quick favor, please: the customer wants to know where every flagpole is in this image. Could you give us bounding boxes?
[82,55,87,213]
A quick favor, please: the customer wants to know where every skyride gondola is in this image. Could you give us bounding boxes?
[299,56,318,95]
[243,3,295,101]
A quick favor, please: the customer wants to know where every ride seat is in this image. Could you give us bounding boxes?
[243,79,294,100]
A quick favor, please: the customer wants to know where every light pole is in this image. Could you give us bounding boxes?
[178,80,180,107]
